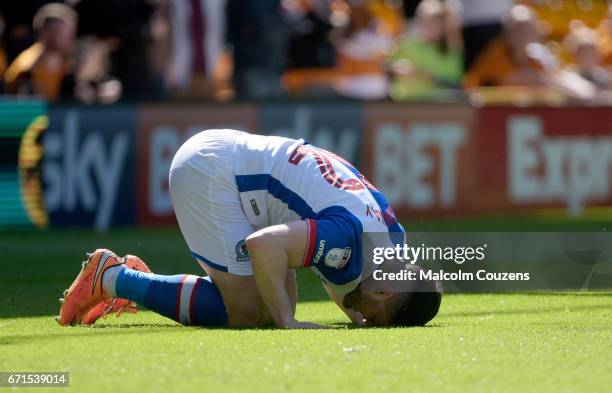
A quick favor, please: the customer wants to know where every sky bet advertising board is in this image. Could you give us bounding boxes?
[1,102,610,230]
[42,106,137,230]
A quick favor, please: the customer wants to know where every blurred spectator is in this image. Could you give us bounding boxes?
[524,0,610,41]
[465,5,597,101]
[368,0,405,36]
[285,0,337,70]
[148,0,172,97]
[332,1,398,99]
[0,1,52,63]
[74,0,157,98]
[227,0,290,99]
[61,36,123,103]
[0,12,7,91]
[463,4,545,87]
[596,4,612,65]
[166,0,227,98]
[388,0,463,100]
[283,0,403,99]
[564,25,612,90]
[281,0,351,97]
[460,0,512,68]
[4,3,76,100]
[402,0,420,18]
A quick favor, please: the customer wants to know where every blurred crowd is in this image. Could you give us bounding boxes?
[0,0,611,104]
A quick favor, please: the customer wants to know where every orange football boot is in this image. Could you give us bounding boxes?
[57,249,124,326]
[80,255,152,325]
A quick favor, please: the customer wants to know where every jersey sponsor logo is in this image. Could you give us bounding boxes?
[249,199,261,216]
[324,247,352,269]
[235,239,250,261]
[313,240,326,264]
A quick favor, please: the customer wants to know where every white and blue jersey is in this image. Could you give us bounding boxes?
[232,133,404,294]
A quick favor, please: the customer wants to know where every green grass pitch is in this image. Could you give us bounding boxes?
[1,227,611,393]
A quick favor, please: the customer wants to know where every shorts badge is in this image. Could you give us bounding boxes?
[235,239,250,261]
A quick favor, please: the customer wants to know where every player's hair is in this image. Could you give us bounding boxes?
[390,267,442,327]
[33,3,77,33]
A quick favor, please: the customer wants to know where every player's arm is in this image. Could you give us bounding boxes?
[323,284,365,325]
[246,221,325,329]
[286,269,297,316]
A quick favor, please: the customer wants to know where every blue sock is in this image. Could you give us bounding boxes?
[111,267,228,327]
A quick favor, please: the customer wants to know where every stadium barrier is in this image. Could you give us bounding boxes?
[0,100,47,228]
[1,100,610,230]
[365,103,612,218]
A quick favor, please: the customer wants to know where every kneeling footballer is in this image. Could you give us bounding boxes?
[58,129,441,328]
